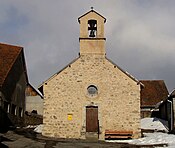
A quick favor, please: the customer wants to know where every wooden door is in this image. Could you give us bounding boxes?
[86,106,98,132]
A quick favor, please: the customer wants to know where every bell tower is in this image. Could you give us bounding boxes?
[78,9,106,56]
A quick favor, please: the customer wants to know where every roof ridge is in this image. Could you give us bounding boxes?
[78,9,106,23]
[0,42,23,48]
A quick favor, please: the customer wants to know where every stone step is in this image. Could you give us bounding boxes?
[85,132,98,141]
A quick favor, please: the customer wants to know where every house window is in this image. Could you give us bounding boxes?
[87,85,98,97]
[88,20,97,38]
[7,104,10,113]
[11,104,17,115]
[3,101,10,113]
[19,107,23,117]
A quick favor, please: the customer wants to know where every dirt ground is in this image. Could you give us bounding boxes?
[0,128,167,148]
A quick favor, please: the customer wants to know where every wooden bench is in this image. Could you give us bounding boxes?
[105,130,133,139]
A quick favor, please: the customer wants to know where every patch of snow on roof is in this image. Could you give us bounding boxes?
[34,124,43,133]
[141,117,169,132]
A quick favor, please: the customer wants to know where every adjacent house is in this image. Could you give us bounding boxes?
[39,9,142,140]
[140,80,169,118]
[26,84,43,115]
[0,43,28,132]
[25,84,43,126]
[157,89,175,132]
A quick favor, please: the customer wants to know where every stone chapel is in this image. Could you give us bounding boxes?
[39,9,141,140]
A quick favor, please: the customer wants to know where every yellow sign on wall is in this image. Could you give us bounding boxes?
[67,114,73,121]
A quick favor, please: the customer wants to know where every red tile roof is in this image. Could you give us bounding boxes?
[140,80,169,107]
[0,43,23,87]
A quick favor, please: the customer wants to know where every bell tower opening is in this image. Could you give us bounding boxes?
[88,20,97,38]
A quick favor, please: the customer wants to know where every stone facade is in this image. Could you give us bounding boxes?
[41,9,141,140]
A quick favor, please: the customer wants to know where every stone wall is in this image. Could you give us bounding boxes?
[26,96,43,115]
[24,113,43,126]
[42,55,141,140]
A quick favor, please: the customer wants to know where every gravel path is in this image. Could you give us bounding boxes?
[0,128,166,148]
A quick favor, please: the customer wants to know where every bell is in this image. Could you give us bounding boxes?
[89,30,95,37]
[88,20,97,38]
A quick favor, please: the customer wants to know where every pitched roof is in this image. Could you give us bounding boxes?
[0,43,23,87]
[78,9,106,23]
[26,83,43,98]
[169,89,175,97]
[38,57,79,90]
[140,80,169,107]
[39,56,143,92]
[106,58,143,86]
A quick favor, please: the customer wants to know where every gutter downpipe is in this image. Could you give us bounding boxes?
[167,100,173,132]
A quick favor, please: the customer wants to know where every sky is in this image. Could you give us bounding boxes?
[0,0,175,91]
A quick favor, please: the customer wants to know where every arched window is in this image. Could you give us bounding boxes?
[88,20,97,38]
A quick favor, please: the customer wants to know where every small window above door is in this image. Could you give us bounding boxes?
[87,85,98,97]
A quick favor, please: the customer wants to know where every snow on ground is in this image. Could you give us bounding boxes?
[129,132,175,147]
[107,132,175,147]
[107,117,175,147]
[32,118,175,147]
[141,117,169,132]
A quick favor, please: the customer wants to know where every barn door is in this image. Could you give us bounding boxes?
[86,106,98,132]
